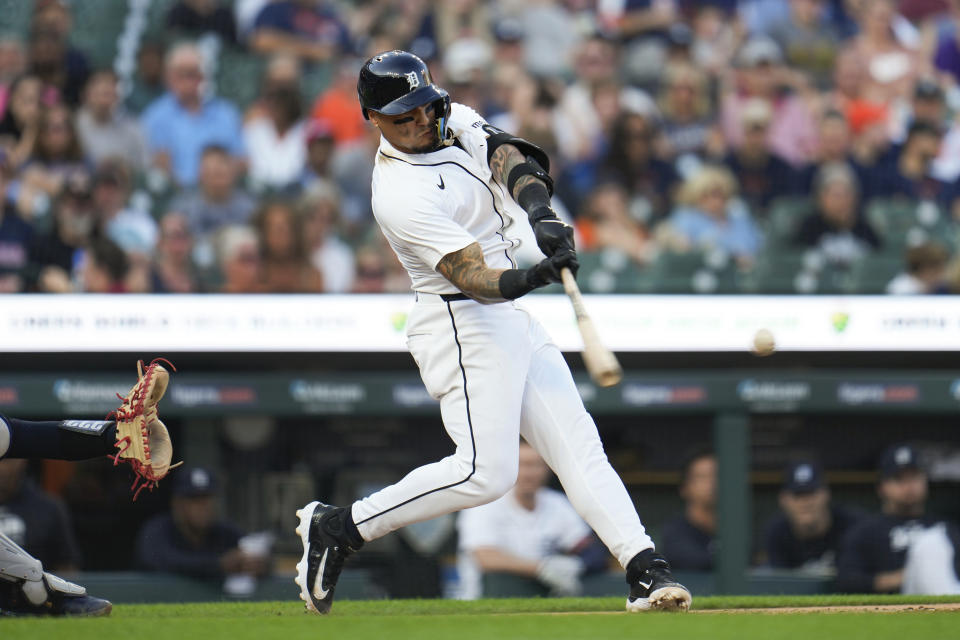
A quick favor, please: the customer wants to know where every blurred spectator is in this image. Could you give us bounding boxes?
[794,162,880,264]
[432,0,492,54]
[169,145,256,243]
[840,0,929,105]
[555,35,656,163]
[151,212,202,293]
[299,183,354,293]
[79,237,130,293]
[720,37,818,167]
[456,441,603,599]
[253,200,323,293]
[837,444,948,593]
[352,233,411,293]
[243,84,306,192]
[689,5,739,75]
[863,121,950,204]
[309,58,368,148]
[661,165,763,265]
[767,0,842,89]
[244,53,301,122]
[26,176,94,292]
[592,112,679,223]
[887,243,950,294]
[91,159,157,257]
[576,183,654,266]
[0,163,32,293]
[934,0,960,84]
[20,104,91,206]
[75,70,148,172]
[0,458,81,572]
[0,74,43,170]
[136,467,269,581]
[141,42,244,187]
[763,460,863,570]
[723,98,804,215]
[124,40,166,115]
[597,0,677,85]
[167,0,238,45]
[660,448,716,571]
[216,224,263,293]
[28,0,90,106]
[249,0,351,64]
[0,36,26,115]
[442,37,494,114]
[300,119,336,187]
[658,64,720,166]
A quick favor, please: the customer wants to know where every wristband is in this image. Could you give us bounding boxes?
[498,269,536,300]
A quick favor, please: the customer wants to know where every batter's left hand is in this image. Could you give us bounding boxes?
[533,216,575,257]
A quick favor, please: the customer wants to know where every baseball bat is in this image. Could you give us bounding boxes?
[560,267,623,388]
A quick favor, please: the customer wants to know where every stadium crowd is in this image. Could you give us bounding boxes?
[0,0,959,295]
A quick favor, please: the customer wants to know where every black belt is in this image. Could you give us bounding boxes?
[440,293,470,302]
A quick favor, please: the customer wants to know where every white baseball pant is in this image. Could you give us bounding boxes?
[350,294,654,568]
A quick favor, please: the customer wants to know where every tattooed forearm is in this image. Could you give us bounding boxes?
[489,143,543,201]
[436,242,507,304]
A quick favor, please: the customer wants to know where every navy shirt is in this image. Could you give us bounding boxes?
[253,1,350,53]
[135,513,244,580]
[0,207,33,291]
[836,513,944,593]
[660,514,714,571]
[0,480,82,570]
[764,505,863,570]
[724,151,804,215]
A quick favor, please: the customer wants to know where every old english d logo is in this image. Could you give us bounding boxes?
[405,71,420,90]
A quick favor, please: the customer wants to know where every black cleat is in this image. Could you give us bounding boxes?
[625,550,691,612]
[294,501,363,614]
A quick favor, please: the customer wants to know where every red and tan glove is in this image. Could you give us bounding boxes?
[109,358,181,499]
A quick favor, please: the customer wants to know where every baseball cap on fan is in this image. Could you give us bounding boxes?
[879,444,922,479]
[783,460,824,494]
[737,37,783,68]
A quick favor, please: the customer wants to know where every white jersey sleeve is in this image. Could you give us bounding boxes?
[373,185,475,271]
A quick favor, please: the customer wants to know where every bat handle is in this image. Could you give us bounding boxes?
[560,267,578,299]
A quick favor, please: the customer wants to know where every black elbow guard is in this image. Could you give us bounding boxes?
[507,156,554,198]
[483,124,553,194]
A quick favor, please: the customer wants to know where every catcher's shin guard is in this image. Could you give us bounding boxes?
[109,358,181,498]
[0,531,111,617]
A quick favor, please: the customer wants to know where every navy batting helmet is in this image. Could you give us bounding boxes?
[358,50,450,128]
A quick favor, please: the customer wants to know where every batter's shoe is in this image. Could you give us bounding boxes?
[294,501,363,614]
[625,549,692,612]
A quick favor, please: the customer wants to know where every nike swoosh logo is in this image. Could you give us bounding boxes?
[312,548,330,600]
[437,175,445,189]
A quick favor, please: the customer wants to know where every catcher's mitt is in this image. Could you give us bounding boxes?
[109,358,181,499]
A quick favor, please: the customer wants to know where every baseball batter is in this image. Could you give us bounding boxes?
[295,50,690,614]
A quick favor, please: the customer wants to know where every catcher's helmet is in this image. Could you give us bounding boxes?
[358,50,450,128]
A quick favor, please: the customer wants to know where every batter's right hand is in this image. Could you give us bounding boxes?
[527,249,579,287]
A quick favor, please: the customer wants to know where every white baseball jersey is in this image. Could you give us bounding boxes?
[371,103,532,294]
[456,487,591,599]
[350,101,655,574]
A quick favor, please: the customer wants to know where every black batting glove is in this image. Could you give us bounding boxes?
[532,214,575,257]
[526,249,579,288]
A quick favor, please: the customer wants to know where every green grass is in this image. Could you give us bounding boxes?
[2,596,959,640]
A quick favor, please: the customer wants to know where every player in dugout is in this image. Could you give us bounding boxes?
[0,359,176,616]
